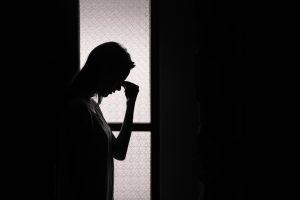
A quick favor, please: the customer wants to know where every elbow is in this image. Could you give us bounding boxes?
[113,151,126,161]
[114,154,126,161]
[112,143,129,161]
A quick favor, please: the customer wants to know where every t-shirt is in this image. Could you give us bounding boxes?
[58,97,115,200]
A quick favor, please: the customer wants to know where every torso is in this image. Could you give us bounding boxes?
[86,99,114,200]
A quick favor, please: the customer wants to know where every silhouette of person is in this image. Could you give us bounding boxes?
[57,42,139,200]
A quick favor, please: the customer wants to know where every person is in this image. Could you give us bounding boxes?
[57,42,139,200]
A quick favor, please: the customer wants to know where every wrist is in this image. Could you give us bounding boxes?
[126,98,136,106]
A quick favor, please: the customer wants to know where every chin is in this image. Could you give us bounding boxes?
[98,90,109,97]
[104,91,112,97]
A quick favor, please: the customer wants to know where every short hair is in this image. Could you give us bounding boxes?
[85,42,135,73]
[68,42,135,98]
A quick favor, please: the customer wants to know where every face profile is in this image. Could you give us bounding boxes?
[69,42,135,100]
[96,62,132,97]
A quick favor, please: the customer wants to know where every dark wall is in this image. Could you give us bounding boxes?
[158,1,198,200]
[30,1,79,199]
[158,0,245,199]
[194,1,246,199]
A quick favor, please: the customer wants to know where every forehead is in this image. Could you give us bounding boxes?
[112,67,130,81]
[120,68,130,80]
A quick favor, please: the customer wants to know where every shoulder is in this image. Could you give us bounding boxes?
[68,97,89,108]
[63,97,93,120]
[65,97,91,113]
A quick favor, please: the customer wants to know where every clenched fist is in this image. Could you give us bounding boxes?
[121,81,139,103]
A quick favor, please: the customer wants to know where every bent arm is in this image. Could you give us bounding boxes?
[113,100,136,160]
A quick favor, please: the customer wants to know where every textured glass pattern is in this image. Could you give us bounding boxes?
[80,0,150,123]
[113,132,151,200]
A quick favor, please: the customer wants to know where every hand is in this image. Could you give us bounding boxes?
[121,81,139,102]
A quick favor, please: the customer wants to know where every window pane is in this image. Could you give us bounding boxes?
[113,132,151,200]
[80,0,150,123]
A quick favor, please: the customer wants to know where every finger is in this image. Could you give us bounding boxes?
[121,81,128,88]
[121,81,139,90]
[122,81,130,84]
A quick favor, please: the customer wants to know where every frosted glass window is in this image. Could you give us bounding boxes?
[113,132,151,200]
[80,0,150,123]
[80,1,152,200]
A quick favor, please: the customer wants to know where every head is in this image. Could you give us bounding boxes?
[70,42,135,99]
